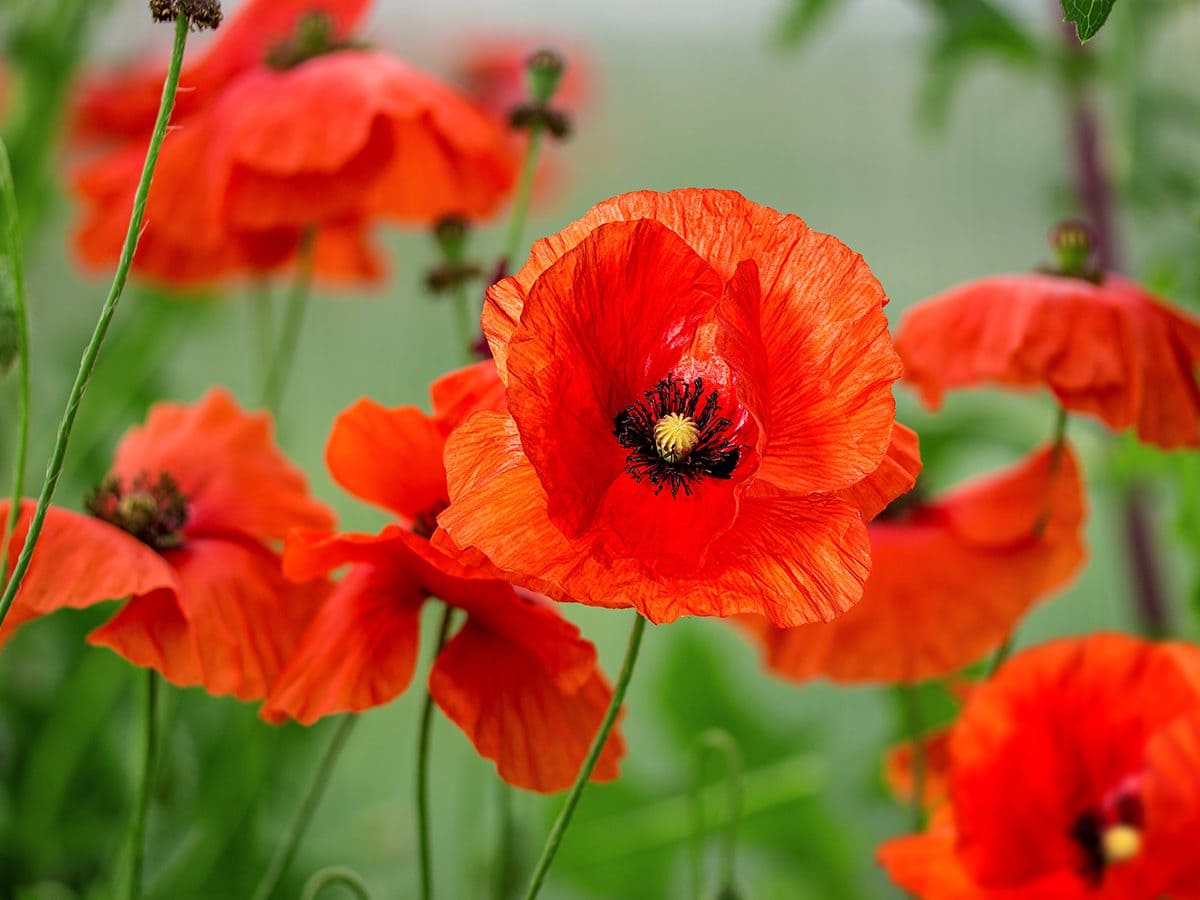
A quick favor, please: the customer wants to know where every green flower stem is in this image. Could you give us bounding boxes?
[249,279,274,387]
[501,126,546,271]
[523,612,647,900]
[451,282,476,365]
[897,685,926,832]
[301,866,373,900]
[0,12,191,631]
[689,729,744,899]
[126,671,160,900]
[492,780,517,900]
[416,604,456,900]
[0,139,31,588]
[261,228,316,418]
[251,714,359,900]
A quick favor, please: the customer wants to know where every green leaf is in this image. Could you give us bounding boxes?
[774,0,843,50]
[1062,0,1118,42]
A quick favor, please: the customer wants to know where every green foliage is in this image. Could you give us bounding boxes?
[1061,0,1118,42]
[773,0,843,49]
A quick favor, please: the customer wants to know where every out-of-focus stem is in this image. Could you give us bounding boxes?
[416,605,456,900]
[125,671,160,900]
[261,229,316,418]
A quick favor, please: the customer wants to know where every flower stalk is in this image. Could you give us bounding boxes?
[125,671,159,900]
[416,604,457,900]
[0,11,192,631]
[522,612,647,900]
[261,228,317,418]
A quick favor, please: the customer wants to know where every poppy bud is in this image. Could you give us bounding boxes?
[148,0,223,30]
[0,306,18,376]
[1050,218,1098,280]
[526,49,565,105]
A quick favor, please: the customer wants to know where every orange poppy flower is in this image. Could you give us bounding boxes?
[880,634,1200,898]
[741,441,1086,683]
[896,273,1200,448]
[438,189,905,627]
[265,362,625,793]
[69,0,515,288]
[0,389,334,700]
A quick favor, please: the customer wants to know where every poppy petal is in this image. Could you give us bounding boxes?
[264,562,425,724]
[86,588,200,685]
[835,422,922,521]
[325,400,447,520]
[110,388,334,542]
[0,500,178,645]
[440,412,870,625]
[430,617,623,792]
[430,360,507,431]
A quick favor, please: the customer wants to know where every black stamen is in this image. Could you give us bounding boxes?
[86,471,189,551]
[613,373,741,496]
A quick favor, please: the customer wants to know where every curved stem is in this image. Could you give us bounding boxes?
[301,866,374,900]
[0,138,31,587]
[416,604,456,900]
[0,13,191,629]
[689,729,744,899]
[523,612,647,900]
[251,715,359,900]
[261,228,316,418]
[501,126,546,272]
[126,671,159,900]
[897,685,926,831]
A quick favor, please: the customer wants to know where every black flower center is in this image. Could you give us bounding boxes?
[86,472,189,551]
[412,501,448,540]
[1069,790,1144,886]
[613,374,741,496]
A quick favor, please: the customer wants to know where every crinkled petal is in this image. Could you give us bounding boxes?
[91,537,325,700]
[111,388,334,542]
[429,616,622,792]
[744,444,1085,683]
[441,412,869,625]
[0,500,179,646]
[835,422,922,521]
[264,562,425,724]
[430,359,507,432]
[326,400,446,519]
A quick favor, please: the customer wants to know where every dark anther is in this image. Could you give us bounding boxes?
[86,471,190,551]
[412,502,448,540]
[509,104,572,140]
[150,0,223,30]
[1069,811,1107,886]
[614,373,741,497]
[424,262,483,295]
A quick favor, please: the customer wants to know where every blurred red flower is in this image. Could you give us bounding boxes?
[896,273,1200,448]
[265,362,625,793]
[0,389,334,700]
[438,189,907,627]
[880,634,1200,898]
[69,0,516,288]
[741,441,1086,683]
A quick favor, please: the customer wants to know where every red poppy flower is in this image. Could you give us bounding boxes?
[0,389,334,700]
[265,362,624,793]
[69,0,515,288]
[880,634,1200,898]
[896,273,1200,448]
[741,441,1086,683]
[437,189,905,626]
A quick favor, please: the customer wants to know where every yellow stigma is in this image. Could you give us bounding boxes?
[1102,824,1142,864]
[654,413,700,463]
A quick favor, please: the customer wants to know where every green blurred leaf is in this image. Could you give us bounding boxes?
[916,0,1041,130]
[1061,0,1118,42]
[774,0,843,50]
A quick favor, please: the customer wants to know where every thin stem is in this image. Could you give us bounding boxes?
[523,612,647,900]
[0,139,31,587]
[897,686,926,832]
[0,13,191,631]
[261,229,317,418]
[689,729,744,899]
[301,866,373,900]
[126,671,159,900]
[492,781,516,900]
[451,283,476,365]
[248,279,274,387]
[1056,10,1170,637]
[251,715,359,900]
[416,604,456,900]
[501,126,546,272]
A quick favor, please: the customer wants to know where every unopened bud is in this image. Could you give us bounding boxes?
[526,49,565,105]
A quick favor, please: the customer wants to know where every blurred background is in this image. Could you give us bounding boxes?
[2,0,1200,897]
